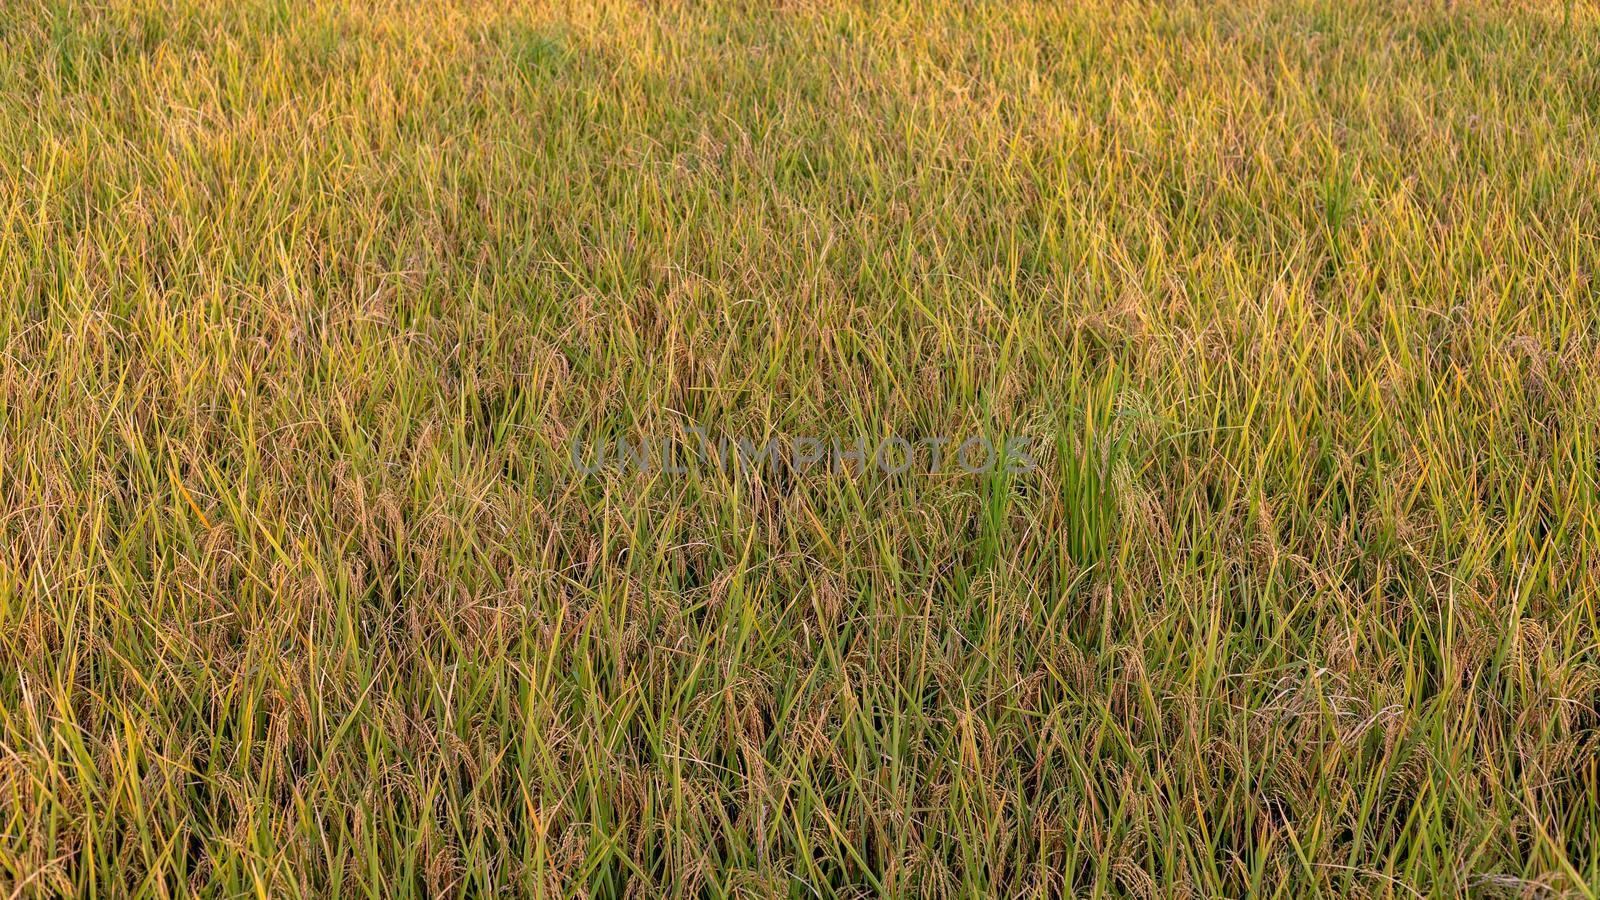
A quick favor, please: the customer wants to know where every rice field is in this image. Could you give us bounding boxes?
[2,0,1599,895]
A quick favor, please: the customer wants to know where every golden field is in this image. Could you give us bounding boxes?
[2,0,1598,895]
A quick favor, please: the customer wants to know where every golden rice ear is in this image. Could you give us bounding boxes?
[1322,624,1356,673]
[1114,856,1159,900]
[1517,619,1549,674]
